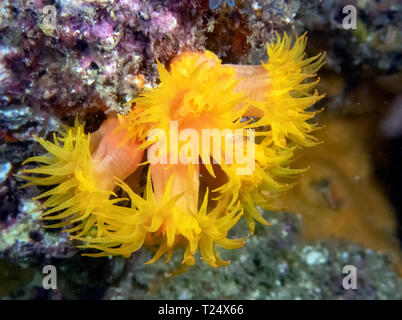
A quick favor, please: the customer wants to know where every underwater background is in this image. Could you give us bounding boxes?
[0,0,402,299]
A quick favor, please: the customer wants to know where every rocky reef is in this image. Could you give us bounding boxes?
[104,213,401,300]
[1,0,401,299]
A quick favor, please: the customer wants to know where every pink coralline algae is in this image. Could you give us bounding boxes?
[91,21,114,40]
[0,0,210,118]
[149,11,178,34]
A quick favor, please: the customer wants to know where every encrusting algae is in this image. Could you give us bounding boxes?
[19,33,326,269]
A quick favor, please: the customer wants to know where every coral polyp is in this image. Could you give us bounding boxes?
[20,33,325,269]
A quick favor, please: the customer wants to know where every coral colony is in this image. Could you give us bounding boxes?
[20,33,325,269]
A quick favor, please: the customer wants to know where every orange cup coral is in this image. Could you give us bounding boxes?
[20,33,325,268]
